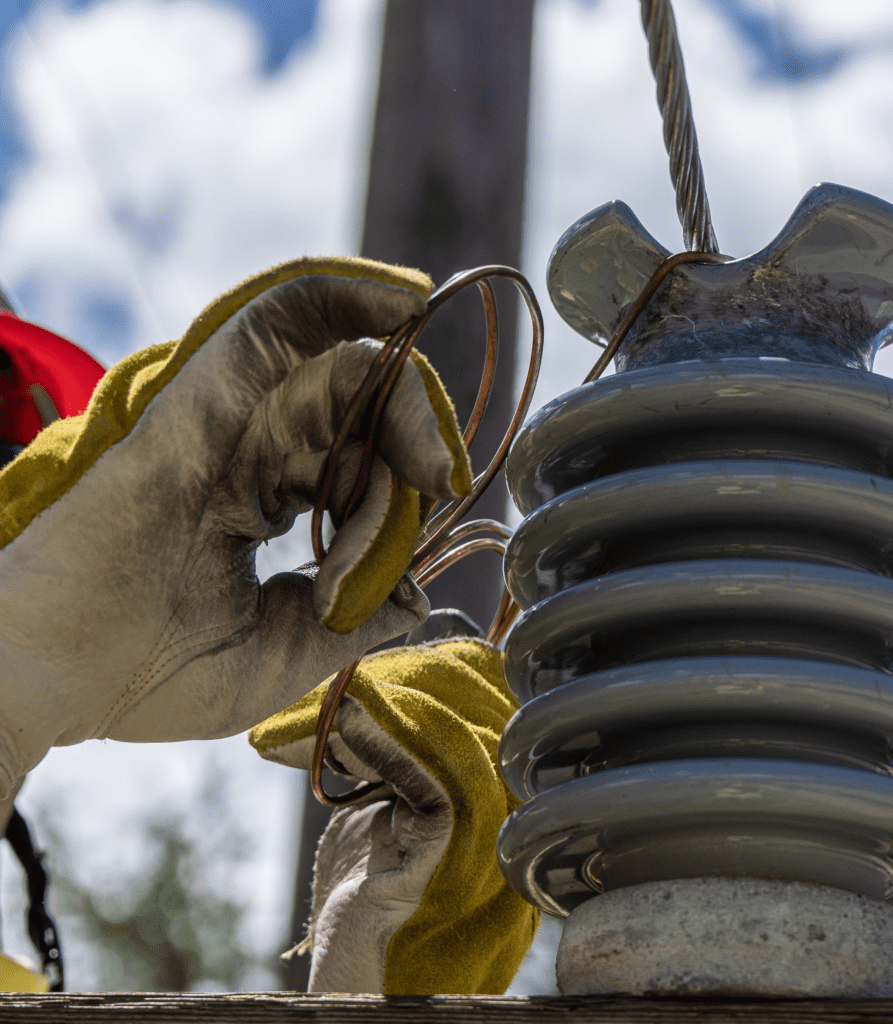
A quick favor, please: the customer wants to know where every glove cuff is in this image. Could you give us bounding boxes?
[250,639,539,995]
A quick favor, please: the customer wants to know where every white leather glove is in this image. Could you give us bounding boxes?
[250,640,539,995]
[0,258,470,804]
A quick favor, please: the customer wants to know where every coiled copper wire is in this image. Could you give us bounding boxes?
[310,266,543,807]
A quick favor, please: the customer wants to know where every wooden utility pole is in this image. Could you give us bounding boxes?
[285,0,535,991]
[362,0,535,628]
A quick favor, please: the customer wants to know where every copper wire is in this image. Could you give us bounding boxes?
[463,279,499,449]
[309,323,412,561]
[310,266,543,807]
[584,250,729,384]
[310,657,376,807]
[415,537,508,589]
[311,275,505,563]
[487,590,520,647]
[412,517,511,571]
[414,270,543,564]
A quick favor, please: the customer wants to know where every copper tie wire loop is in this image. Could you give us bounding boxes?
[310,266,543,807]
[583,249,730,383]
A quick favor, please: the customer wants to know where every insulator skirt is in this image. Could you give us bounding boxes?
[498,358,893,916]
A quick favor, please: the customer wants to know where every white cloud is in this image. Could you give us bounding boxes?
[780,0,893,45]
[0,0,383,365]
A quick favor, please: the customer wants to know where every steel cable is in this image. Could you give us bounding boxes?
[640,0,719,253]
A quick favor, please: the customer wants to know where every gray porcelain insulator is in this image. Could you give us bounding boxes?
[497,183,893,918]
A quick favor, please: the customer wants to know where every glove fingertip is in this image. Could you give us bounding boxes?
[315,473,423,635]
[318,257,433,304]
[407,350,472,499]
[313,259,432,342]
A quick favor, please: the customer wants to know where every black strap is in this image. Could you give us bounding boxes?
[3,807,64,991]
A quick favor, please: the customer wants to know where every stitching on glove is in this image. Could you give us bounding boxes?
[95,578,261,740]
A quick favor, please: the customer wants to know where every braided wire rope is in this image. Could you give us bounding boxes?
[640,0,719,254]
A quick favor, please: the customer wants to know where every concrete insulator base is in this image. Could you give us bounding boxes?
[556,876,893,997]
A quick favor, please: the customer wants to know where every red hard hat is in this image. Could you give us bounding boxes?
[0,310,106,445]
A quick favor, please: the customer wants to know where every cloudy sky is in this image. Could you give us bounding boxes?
[2,0,893,993]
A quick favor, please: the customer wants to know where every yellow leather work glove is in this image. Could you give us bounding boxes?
[0,257,470,813]
[249,639,539,995]
[0,953,48,994]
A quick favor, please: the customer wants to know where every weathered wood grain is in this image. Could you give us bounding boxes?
[3,994,893,1024]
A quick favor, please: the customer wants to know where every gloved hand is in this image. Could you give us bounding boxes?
[249,639,539,995]
[0,257,471,805]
